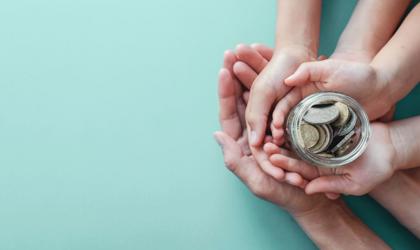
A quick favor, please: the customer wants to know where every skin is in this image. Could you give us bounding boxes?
[268,3,420,195]
[370,168,420,237]
[245,0,411,177]
[230,44,420,197]
[214,55,390,249]
[244,0,322,182]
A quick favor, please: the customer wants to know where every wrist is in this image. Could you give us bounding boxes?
[388,123,406,171]
[293,199,390,250]
[273,45,317,63]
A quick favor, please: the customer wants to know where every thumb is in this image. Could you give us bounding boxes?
[213,131,243,172]
[305,175,353,195]
[284,60,330,86]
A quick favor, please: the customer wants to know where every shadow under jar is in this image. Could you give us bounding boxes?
[285,92,371,168]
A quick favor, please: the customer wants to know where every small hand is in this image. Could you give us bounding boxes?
[242,45,315,180]
[267,123,397,196]
[271,58,392,142]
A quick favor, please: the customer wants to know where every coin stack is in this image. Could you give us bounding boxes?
[297,101,358,158]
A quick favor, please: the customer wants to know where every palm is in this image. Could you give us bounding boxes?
[269,124,396,195]
[286,59,387,119]
[330,123,395,194]
[215,49,326,214]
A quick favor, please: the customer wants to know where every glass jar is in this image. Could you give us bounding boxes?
[285,92,371,168]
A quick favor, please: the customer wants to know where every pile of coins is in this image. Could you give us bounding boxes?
[297,101,359,158]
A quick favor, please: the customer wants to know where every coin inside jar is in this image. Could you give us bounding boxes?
[299,123,320,149]
[303,104,339,124]
[286,92,370,168]
[297,99,359,158]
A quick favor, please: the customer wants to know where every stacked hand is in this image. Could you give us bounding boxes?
[213,46,332,215]
[223,44,399,199]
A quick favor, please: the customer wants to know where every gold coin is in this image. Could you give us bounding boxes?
[309,124,329,153]
[300,123,320,149]
[303,105,339,124]
[332,102,350,127]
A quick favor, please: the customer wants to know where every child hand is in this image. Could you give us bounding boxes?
[266,123,397,196]
[270,59,393,144]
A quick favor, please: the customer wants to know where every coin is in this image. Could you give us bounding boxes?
[332,102,350,127]
[310,124,332,153]
[300,123,320,148]
[317,152,334,158]
[331,130,355,153]
[303,104,339,124]
[338,108,357,136]
[335,139,353,157]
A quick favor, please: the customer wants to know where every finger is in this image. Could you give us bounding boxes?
[378,105,395,122]
[242,91,250,104]
[223,50,244,102]
[317,55,328,61]
[218,68,242,139]
[271,88,302,133]
[245,84,277,146]
[264,135,273,144]
[325,192,340,200]
[271,123,285,146]
[236,43,268,73]
[284,60,329,86]
[245,57,292,146]
[233,61,257,90]
[263,143,293,157]
[252,147,285,181]
[269,153,319,180]
[213,131,243,172]
[223,50,237,71]
[251,43,273,61]
[305,175,356,195]
[285,172,307,189]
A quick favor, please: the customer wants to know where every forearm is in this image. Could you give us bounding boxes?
[275,0,321,56]
[334,0,410,61]
[293,200,389,250]
[371,4,420,104]
[389,116,420,170]
[369,169,420,237]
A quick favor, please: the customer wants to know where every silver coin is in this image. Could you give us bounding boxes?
[331,130,355,153]
[338,108,357,136]
[303,104,339,125]
[332,102,350,127]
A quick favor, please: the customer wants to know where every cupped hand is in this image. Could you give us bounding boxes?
[267,123,397,196]
[214,51,330,214]
[271,58,393,143]
[242,45,316,180]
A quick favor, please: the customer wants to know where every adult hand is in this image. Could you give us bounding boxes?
[214,51,328,214]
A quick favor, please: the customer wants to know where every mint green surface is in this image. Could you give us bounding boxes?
[0,0,419,249]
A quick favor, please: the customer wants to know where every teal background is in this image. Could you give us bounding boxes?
[0,0,419,249]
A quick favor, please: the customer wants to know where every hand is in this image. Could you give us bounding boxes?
[243,45,316,180]
[214,48,329,215]
[267,123,397,196]
[271,58,393,142]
